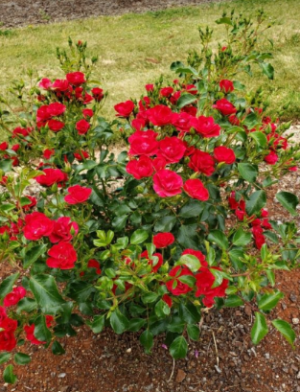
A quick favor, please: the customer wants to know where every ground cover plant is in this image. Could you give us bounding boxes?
[0,7,299,386]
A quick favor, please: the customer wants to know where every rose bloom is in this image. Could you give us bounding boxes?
[152,157,166,171]
[24,324,46,345]
[145,84,154,92]
[166,266,194,296]
[39,78,52,89]
[52,79,70,92]
[183,179,209,201]
[214,146,236,164]
[47,241,77,269]
[145,105,174,127]
[158,137,186,163]
[82,108,94,118]
[20,195,37,212]
[219,79,234,93]
[12,126,31,138]
[88,259,101,275]
[188,150,215,176]
[264,150,278,165]
[129,130,159,156]
[153,232,175,248]
[195,267,228,307]
[74,150,89,161]
[228,114,240,126]
[191,116,221,138]
[114,100,135,117]
[213,98,237,116]
[45,315,54,328]
[162,294,172,308]
[139,96,151,111]
[172,112,194,133]
[126,155,154,179]
[140,250,163,273]
[43,149,55,160]
[153,169,183,197]
[48,119,65,132]
[49,217,79,243]
[3,287,26,307]
[64,185,92,204]
[24,212,54,241]
[0,319,17,351]
[47,102,66,117]
[0,142,8,151]
[160,87,174,97]
[131,118,147,132]
[91,87,104,101]
[35,168,68,187]
[66,71,86,85]
[76,119,90,135]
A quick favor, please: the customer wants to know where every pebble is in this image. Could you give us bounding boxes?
[289,293,297,302]
[292,318,299,325]
[297,371,300,380]
[58,373,66,378]
[175,369,186,383]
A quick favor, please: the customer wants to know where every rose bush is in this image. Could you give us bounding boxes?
[0,13,299,383]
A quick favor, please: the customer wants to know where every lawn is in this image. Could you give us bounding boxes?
[0,0,299,132]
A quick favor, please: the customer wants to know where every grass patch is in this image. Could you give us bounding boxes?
[0,0,299,138]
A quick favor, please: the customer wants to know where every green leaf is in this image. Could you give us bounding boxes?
[155,300,171,318]
[178,254,200,272]
[142,292,158,304]
[272,319,296,347]
[259,62,274,80]
[0,159,13,174]
[177,93,197,109]
[215,17,233,25]
[179,303,200,324]
[140,330,154,353]
[169,336,188,359]
[224,295,244,307]
[276,191,299,216]
[249,131,268,148]
[51,341,65,355]
[187,324,200,341]
[238,163,258,183]
[127,318,146,332]
[246,191,266,216]
[34,315,51,342]
[90,315,105,333]
[23,244,47,269]
[179,200,204,219]
[130,229,149,245]
[110,309,129,334]
[207,230,229,250]
[14,353,31,365]
[177,224,198,249]
[0,352,11,365]
[17,297,37,313]
[178,275,196,288]
[258,291,284,311]
[29,274,65,314]
[251,312,268,344]
[232,228,252,247]
[154,214,176,232]
[3,365,17,383]
[0,273,19,299]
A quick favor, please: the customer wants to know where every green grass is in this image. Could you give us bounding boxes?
[0,0,299,130]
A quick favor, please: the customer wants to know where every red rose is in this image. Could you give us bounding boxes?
[83,93,93,105]
[35,168,68,187]
[213,98,237,116]
[162,294,172,308]
[45,315,54,328]
[264,150,278,165]
[39,78,52,89]
[47,102,66,117]
[126,155,154,179]
[145,84,154,92]
[183,179,209,201]
[166,266,193,296]
[24,212,54,240]
[0,307,7,322]
[169,91,181,105]
[52,79,69,91]
[188,150,215,176]
[82,108,94,118]
[12,127,31,138]
[0,142,8,151]
[153,232,175,248]
[114,100,135,117]
[76,119,90,135]
[228,114,240,125]
[66,71,86,85]
[140,250,163,273]
[47,241,77,269]
[219,79,234,93]
[20,195,37,211]
[64,185,92,204]
[172,112,193,133]
[146,105,174,126]
[181,105,197,116]
[74,150,89,161]
[158,137,186,163]
[139,96,151,111]
[24,324,45,345]
[4,287,26,307]
[160,87,174,97]
[195,267,228,307]
[252,226,265,250]
[153,170,183,197]
[87,259,101,275]
[37,105,51,122]
[182,249,208,268]
[0,176,7,186]
[0,317,17,351]
[214,146,236,164]
[152,157,166,171]
[49,217,78,243]
[191,116,221,138]
[131,118,147,131]
[91,88,104,101]
[129,130,159,156]
[48,119,65,132]
[43,149,55,160]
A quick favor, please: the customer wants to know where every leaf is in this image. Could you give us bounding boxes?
[110,309,129,334]
[259,62,274,80]
[276,191,299,216]
[179,303,200,324]
[249,131,268,148]
[0,352,11,365]
[179,200,204,219]
[155,300,170,318]
[258,291,284,311]
[51,341,65,355]
[130,229,149,245]
[207,230,229,250]
[17,297,37,313]
[127,318,146,332]
[154,214,176,232]
[178,275,196,288]
[14,353,31,365]
[0,273,19,299]
[215,17,233,26]
[246,191,266,216]
[139,330,154,353]
[238,163,258,183]
[3,365,17,383]
[29,274,65,314]
[224,295,244,307]
[272,319,296,347]
[177,224,198,249]
[232,228,252,247]
[0,159,13,174]
[90,315,105,333]
[251,312,268,344]
[187,324,200,341]
[177,93,197,109]
[34,315,51,342]
[169,336,188,359]
[178,254,200,272]
[23,244,47,269]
